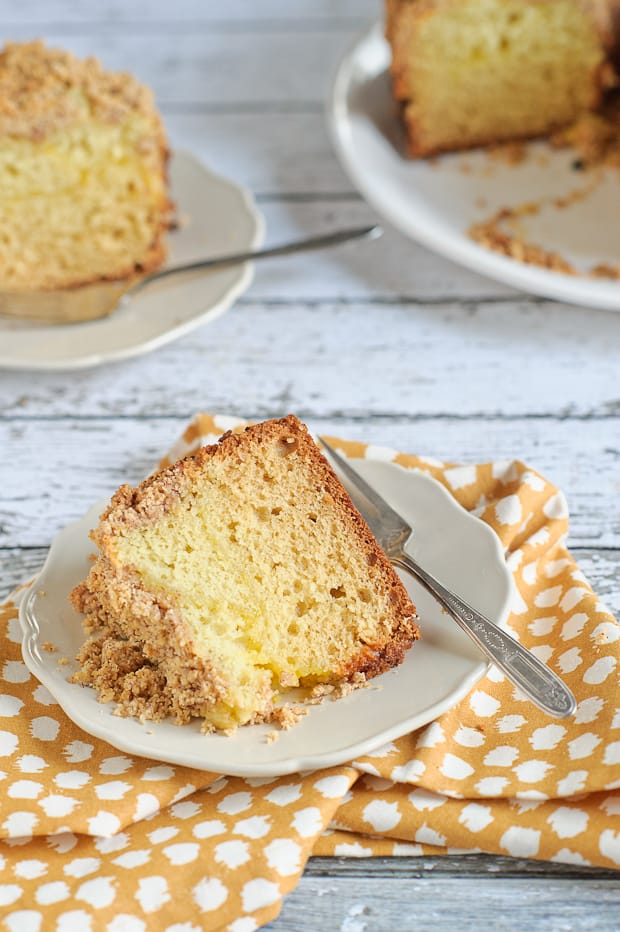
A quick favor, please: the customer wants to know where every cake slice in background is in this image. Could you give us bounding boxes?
[386,0,619,157]
[0,41,171,293]
[70,416,419,732]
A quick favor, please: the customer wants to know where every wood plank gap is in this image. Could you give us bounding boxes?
[159,101,325,115]
[1,413,620,424]
[3,19,372,35]
[254,192,364,202]
[303,855,620,881]
[235,295,548,307]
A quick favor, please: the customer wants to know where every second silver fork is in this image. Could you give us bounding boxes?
[319,437,576,720]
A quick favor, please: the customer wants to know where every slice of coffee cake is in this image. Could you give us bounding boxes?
[70,416,419,732]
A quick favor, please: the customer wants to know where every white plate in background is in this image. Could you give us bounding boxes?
[327,24,620,312]
[19,457,513,777]
[0,150,264,370]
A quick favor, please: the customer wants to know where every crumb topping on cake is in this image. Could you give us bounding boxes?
[0,40,157,140]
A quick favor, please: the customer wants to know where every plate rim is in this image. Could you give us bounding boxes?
[0,150,265,371]
[18,458,514,777]
[326,22,620,313]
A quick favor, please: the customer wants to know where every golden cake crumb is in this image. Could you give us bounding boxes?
[271,705,308,730]
[42,641,57,653]
[332,672,368,699]
[309,683,336,699]
[486,141,528,166]
[468,212,577,274]
[305,674,369,706]
[591,263,620,278]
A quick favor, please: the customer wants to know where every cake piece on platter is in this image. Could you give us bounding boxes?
[70,416,420,732]
[386,0,620,156]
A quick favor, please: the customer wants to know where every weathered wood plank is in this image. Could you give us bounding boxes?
[166,112,357,197]
[265,869,620,931]
[0,549,44,599]
[3,547,618,614]
[0,418,618,548]
[305,855,620,879]
[2,296,619,417]
[8,0,376,25]
[0,31,355,107]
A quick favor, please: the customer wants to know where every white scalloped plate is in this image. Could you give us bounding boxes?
[0,150,264,370]
[327,23,620,312]
[19,457,513,777]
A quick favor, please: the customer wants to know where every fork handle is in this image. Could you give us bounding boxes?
[394,553,576,719]
[129,225,383,295]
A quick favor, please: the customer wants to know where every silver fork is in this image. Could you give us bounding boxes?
[319,438,576,719]
[0,225,383,324]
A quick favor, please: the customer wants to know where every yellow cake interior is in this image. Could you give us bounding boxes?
[0,41,170,293]
[392,0,608,155]
[0,122,167,290]
[108,440,403,729]
[72,418,419,732]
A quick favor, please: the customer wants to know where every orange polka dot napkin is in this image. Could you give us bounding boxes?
[1,413,618,931]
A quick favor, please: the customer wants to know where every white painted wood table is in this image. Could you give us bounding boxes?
[1,2,619,929]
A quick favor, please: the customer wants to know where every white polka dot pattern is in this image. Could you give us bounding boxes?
[0,416,617,929]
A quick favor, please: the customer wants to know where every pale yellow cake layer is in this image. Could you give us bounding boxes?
[0,41,170,292]
[0,122,167,290]
[110,437,406,727]
[389,0,612,156]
